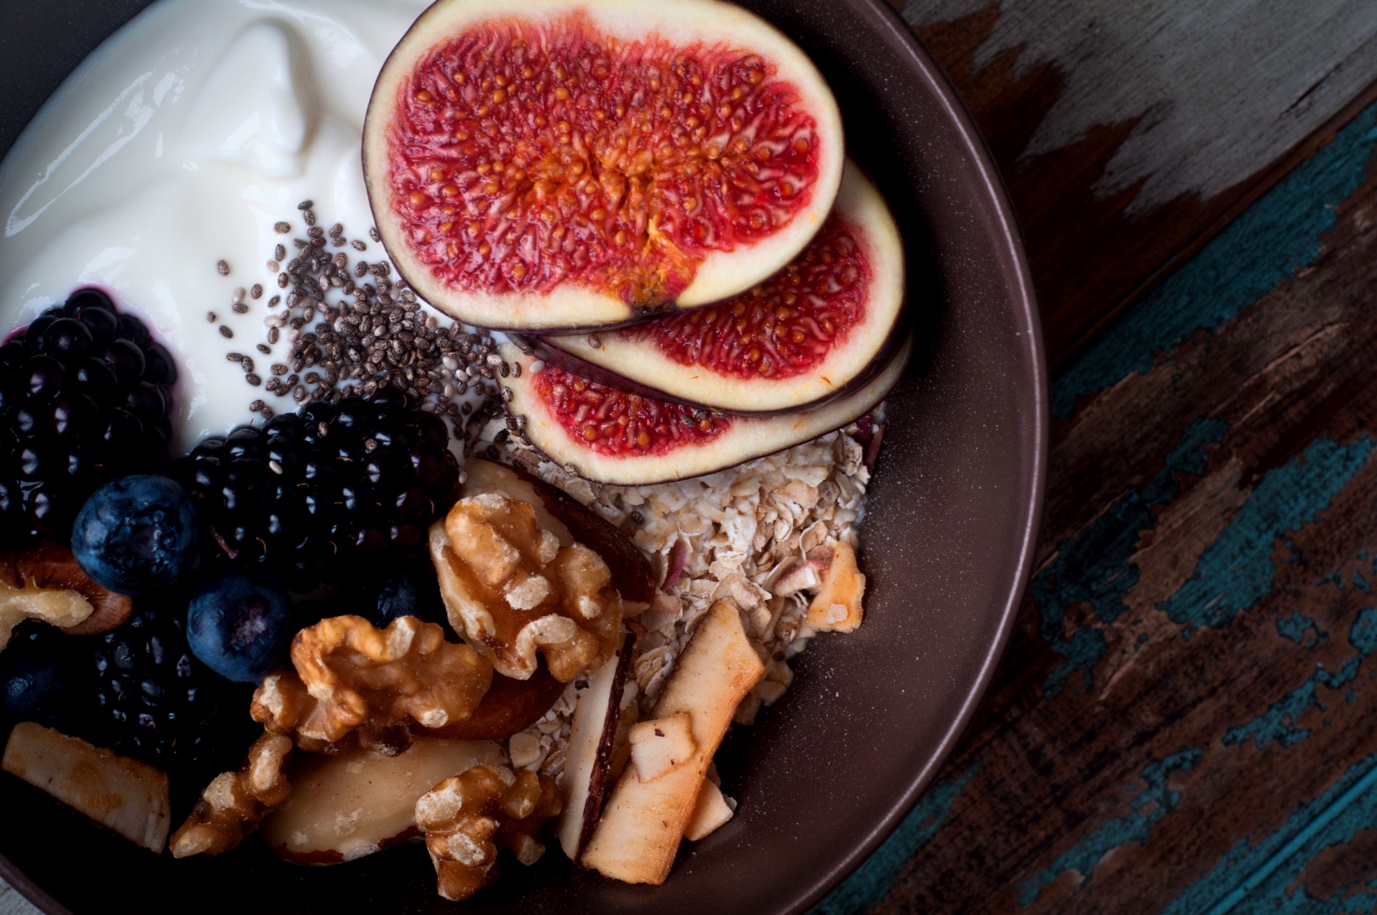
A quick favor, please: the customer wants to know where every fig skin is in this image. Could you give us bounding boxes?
[531,163,907,415]
[499,336,912,486]
[362,0,844,333]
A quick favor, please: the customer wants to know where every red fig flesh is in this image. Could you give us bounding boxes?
[364,0,843,331]
[534,163,905,412]
[500,336,911,485]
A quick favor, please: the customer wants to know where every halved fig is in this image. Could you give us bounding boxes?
[531,163,904,413]
[500,336,911,485]
[364,0,844,331]
[461,458,655,605]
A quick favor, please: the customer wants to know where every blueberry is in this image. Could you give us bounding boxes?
[186,572,293,683]
[71,474,200,596]
[363,563,448,628]
[0,622,95,734]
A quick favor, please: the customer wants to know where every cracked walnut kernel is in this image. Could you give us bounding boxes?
[430,493,624,682]
[251,615,492,751]
[169,731,293,858]
[415,764,562,902]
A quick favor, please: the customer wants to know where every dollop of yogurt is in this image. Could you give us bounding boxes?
[0,0,431,453]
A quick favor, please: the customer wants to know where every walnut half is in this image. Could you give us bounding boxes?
[430,493,624,682]
[169,731,293,858]
[251,615,492,751]
[415,765,563,902]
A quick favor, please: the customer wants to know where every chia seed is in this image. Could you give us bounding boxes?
[274,221,291,234]
[216,259,231,276]
[246,373,262,386]
[219,325,234,339]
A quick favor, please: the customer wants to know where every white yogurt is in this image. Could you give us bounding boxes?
[0,0,435,453]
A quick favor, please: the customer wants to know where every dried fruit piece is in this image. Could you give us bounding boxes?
[169,731,293,858]
[683,779,734,841]
[2,722,171,852]
[364,0,843,331]
[803,540,866,633]
[251,615,492,751]
[501,336,911,484]
[429,493,625,681]
[260,736,505,864]
[534,163,905,413]
[581,600,764,883]
[415,764,563,901]
[0,542,131,650]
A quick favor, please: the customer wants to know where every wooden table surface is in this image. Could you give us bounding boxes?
[6,3,1377,914]
[815,1,1377,913]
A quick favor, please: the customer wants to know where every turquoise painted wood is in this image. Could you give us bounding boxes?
[817,56,1377,915]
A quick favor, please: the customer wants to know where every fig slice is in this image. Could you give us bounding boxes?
[364,0,844,331]
[499,335,911,485]
[530,163,905,413]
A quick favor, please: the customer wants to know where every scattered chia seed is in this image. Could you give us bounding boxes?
[274,221,291,234]
[231,208,507,428]
[251,284,264,299]
[232,302,250,315]
[207,311,217,323]
[219,325,234,339]
[297,200,313,210]
[216,259,231,276]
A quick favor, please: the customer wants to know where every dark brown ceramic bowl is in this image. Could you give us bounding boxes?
[0,1,1046,912]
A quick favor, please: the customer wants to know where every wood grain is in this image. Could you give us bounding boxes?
[839,91,1377,915]
[901,0,1377,369]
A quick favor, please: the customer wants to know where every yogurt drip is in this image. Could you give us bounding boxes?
[0,0,438,453]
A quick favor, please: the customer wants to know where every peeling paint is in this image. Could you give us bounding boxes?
[1165,753,1377,914]
[1158,437,1375,635]
[1223,608,1377,749]
[1030,418,1225,696]
[1019,749,1204,906]
[1050,106,1377,416]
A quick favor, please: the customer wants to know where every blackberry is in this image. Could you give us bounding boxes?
[174,391,460,589]
[90,598,254,777]
[0,288,177,544]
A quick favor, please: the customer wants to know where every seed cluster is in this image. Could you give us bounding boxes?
[218,202,511,424]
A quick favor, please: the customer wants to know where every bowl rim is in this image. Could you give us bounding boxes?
[774,2,1047,912]
[0,0,1047,912]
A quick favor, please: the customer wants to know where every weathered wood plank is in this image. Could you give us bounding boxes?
[818,96,1377,915]
[902,0,1377,369]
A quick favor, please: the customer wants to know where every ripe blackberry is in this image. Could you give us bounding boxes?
[174,391,460,589]
[0,288,177,544]
[90,598,254,778]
